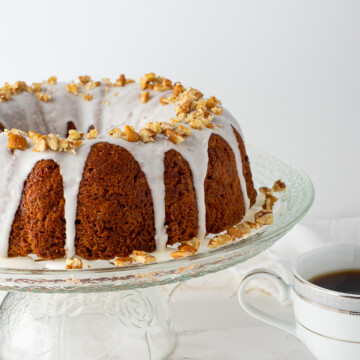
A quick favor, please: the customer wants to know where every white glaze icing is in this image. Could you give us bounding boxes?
[0,81,251,259]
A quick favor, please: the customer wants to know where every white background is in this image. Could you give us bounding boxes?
[0,0,359,220]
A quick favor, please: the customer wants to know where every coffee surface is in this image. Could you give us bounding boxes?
[310,269,360,295]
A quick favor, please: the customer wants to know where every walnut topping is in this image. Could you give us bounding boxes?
[78,75,91,84]
[85,80,101,90]
[145,121,174,134]
[114,74,126,87]
[66,83,79,95]
[66,258,83,269]
[114,257,133,267]
[83,93,93,101]
[37,92,51,103]
[254,210,273,225]
[139,73,173,92]
[67,129,84,141]
[210,106,223,115]
[33,137,48,152]
[140,91,149,103]
[171,250,194,258]
[109,128,122,138]
[263,194,278,211]
[173,82,185,96]
[123,125,140,142]
[131,250,157,264]
[178,244,197,254]
[259,187,273,196]
[109,126,140,142]
[7,133,27,151]
[206,96,222,109]
[29,131,81,154]
[165,129,185,144]
[180,238,200,251]
[47,134,59,151]
[273,180,286,192]
[176,124,192,137]
[139,128,156,143]
[86,128,98,139]
[47,76,57,85]
[208,234,235,249]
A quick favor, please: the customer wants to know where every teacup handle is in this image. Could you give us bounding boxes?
[238,268,297,337]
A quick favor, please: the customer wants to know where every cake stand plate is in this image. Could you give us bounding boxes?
[0,146,314,360]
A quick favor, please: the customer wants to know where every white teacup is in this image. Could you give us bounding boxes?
[238,244,360,360]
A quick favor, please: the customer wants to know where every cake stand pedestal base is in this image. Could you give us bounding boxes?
[0,288,175,360]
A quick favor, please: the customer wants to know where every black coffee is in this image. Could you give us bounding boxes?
[309,269,360,295]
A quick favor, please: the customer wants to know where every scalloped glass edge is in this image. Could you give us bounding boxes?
[0,145,314,292]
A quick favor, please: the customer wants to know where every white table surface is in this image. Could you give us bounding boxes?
[168,295,315,360]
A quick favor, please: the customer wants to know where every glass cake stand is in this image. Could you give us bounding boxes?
[0,146,314,360]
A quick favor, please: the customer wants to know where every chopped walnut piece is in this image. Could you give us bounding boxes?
[140,91,149,103]
[78,75,91,84]
[85,80,101,90]
[189,119,205,130]
[139,77,148,90]
[47,134,59,151]
[125,78,135,84]
[178,244,197,255]
[205,123,215,129]
[37,92,51,103]
[159,97,169,105]
[114,257,133,267]
[227,226,244,238]
[181,238,200,250]
[47,76,57,85]
[144,72,156,81]
[173,82,185,96]
[86,128,98,139]
[259,187,274,196]
[66,258,83,269]
[109,128,122,138]
[66,83,79,95]
[210,106,223,115]
[115,74,126,87]
[153,77,173,92]
[32,137,47,152]
[83,93,92,101]
[7,133,27,151]
[123,125,140,142]
[145,121,173,134]
[263,194,278,211]
[165,129,185,144]
[67,129,84,141]
[171,250,193,258]
[206,96,222,109]
[131,250,157,264]
[248,221,262,230]
[139,128,156,143]
[273,180,286,192]
[208,234,235,249]
[254,210,273,225]
[5,128,27,137]
[176,124,192,137]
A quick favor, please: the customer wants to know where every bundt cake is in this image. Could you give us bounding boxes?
[0,74,257,262]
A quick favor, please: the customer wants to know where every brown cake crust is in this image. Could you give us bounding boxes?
[75,142,156,259]
[8,160,66,259]
[164,149,198,245]
[205,134,245,234]
[233,127,257,207]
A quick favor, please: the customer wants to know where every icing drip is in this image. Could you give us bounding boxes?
[0,82,251,258]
